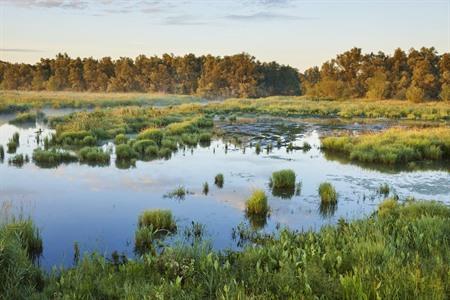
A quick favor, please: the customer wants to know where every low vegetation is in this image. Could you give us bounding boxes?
[79,147,110,165]
[32,148,78,168]
[318,182,338,204]
[321,127,450,165]
[2,200,448,298]
[270,169,296,189]
[214,173,224,188]
[138,209,177,232]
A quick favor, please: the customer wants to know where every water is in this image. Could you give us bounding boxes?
[0,114,448,269]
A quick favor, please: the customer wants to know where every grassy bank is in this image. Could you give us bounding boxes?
[2,91,449,121]
[0,90,205,113]
[321,127,450,165]
[1,199,448,299]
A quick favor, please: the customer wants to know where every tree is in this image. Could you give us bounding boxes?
[366,70,389,99]
[406,85,425,102]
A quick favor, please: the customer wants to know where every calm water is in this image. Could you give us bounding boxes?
[0,113,449,269]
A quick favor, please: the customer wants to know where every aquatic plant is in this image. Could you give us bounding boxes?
[203,182,209,195]
[165,186,188,199]
[214,173,224,188]
[9,111,38,124]
[137,128,164,145]
[302,141,312,151]
[12,132,20,144]
[134,226,157,256]
[8,154,26,167]
[114,133,128,145]
[158,147,172,159]
[377,198,398,218]
[115,144,137,161]
[245,189,269,217]
[132,139,157,155]
[318,182,337,204]
[79,147,110,165]
[32,148,78,168]
[0,145,4,161]
[138,209,176,232]
[7,139,18,154]
[321,127,450,165]
[181,134,198,147]
[199,133,211,146]
[270,169,296,190]
[378,183,390,196]
[255,142,261,155]
[161,138,178,151]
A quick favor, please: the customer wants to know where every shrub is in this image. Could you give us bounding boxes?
[115,144,137,161]
[79,147,110,165]
[245,189,269,216]
[318,182,337,204]
[138,209,176,232]
[114,134,128,145]
[270,169,296,189]
[214,173,224,188]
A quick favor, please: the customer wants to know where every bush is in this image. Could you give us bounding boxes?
[245,189,269,216]
[138,209,176,232]
[79,147,110,165]
[318,182,337,204]
[214,173,224,188]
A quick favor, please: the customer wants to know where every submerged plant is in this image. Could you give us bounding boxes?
[318,182,337,204]
[214,173,224,188]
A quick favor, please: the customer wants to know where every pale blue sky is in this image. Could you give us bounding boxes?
[0,0,448,71]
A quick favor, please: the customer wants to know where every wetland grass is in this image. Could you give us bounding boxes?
[203,182,209,195]
[318,182,337,205]
[138,209,176,232]
[2,200,449,298]
[214,173,224,188]
[165,186,188,199]
[270,169,296,195]
[32,148,78,168]
[0,145,4,161]
[114,134,128,145]
[245,189,269,216]
[378,183,390,196]
[321,127,450,165]
[79,147,110,165]
[115,144,138,161]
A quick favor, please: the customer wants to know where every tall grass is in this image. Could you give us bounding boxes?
[318,182,337,204]
[321,127,450,165]
[138,209,176,232]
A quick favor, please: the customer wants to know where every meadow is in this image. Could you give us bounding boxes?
[1,199,448,299]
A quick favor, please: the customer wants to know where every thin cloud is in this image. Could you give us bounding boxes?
[225,12,316,21]
[0,48,43,52]
[1,0,88,9]
[163,15,208,26]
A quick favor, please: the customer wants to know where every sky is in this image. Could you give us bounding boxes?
[0,0,449,71]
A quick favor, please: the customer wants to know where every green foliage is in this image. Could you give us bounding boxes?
[214,173,224,188]
[137,128,164,145]
[2,201,450,299]
[138,210,176,232]
[270,169,296,189]
[321,127,450,165]
[0,219,43,298]
[245,189,269,217]
[115,144,137,161]
[181,133,198,147]
[318,182,337,204]
[114,133,128,145]
[79,147,110,165]
[32,148,78,168]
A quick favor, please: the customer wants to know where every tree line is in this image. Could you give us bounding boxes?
[0,53,300,98]
[0,47,448,101]
[301,47,449,101]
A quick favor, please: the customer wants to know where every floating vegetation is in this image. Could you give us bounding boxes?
[214,173,224,188]
[138,209,176,232]
[318,182,338,205]
[32,148,78,168]
[79,147,110,166]
[202,182,209,195]
[165,186,189,200]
